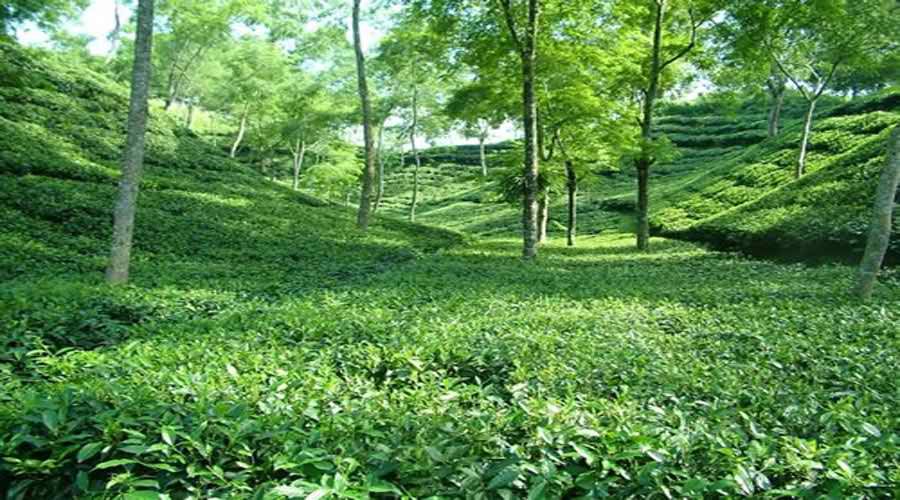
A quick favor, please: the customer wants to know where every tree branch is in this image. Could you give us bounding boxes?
[496,0,523,53]
[813,59,841,99]
[771,53,810,102]
[658,6,702,72]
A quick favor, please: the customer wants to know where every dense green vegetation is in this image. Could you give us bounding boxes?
[2,0,900,497]
[380,90,900,263]
[2,38,899,499]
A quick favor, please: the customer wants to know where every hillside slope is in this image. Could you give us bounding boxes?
[381,91,899,262]
[0,41,462,289]
[1,42,899,499]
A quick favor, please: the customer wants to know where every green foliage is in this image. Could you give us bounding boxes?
[653,101,900,260]
[3,230,899,497]
[2,9,900,499]
[0,0,87,34]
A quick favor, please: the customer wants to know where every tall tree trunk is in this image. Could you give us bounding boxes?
[636,159,650,247]
[479,134,487,176]
[766,73,785,138]
[519,0,541,259]
[106,0,154,285]
[164,75,178,111]
[352,0,376,230]
[230,106,248,159]
[856,127,900,300]
[409,86,421,223]
[410,164,420,222]
[185,100,194,129]
[565,160,576,247]
[106,0,122,61]
[537,189,549,244]
[635,0,664,251]
[373,119,386,212]
[292,139,306,191]
[797,97,816,178]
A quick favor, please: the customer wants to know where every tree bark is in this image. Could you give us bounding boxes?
[511,0,541,259]
[106,0,154,285]
[772,57,839,179]
[635,0,664,252]
[565,160,576,247]
[797,97,816,178]
[352,0,376,230]
[230,105,248,159]
[373,119,386,212]
[479,134,487,176]
[636,159,651,249]
[409,86,421,222]
[537,189,549,244]
[292,138,305,191]
[856,127,900,300]
[766,72,785,138]
[185,100,194,129]
[106,0,122,61]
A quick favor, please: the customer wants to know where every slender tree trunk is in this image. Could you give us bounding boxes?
[635,0,664,251]
[292,139,305,191]
[409,86,421,222]
[520,0,541,259]
[106,0,154,285]
[185,101,194,129]
[164,76,179,111]
[636,159,650,247]
[410,164,420,222]
[373,119,386,212]
[230,106,247,159]
[106,0,122,61]
[479,134,487,176]
[352,0,376,230]
[797,97,817,178]
[767,77,785,138]
[537,190,549,244]
[565,160,576,247]
[856,127,900,300]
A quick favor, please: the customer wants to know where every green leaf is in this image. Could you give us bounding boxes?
[41,411,58,432]
[161,427,175,446]
[734,465,754,496]
[527,480,547,500]
[75,471,89,491]
[573,444,596,465]
[123,492,160,500]
[94,458,138,470]
[367,480,401,494]
[273,485,307,498]
[306,489,329,500]
[77,442,104,463]
[862,423,881,437]
[487,465,519,490]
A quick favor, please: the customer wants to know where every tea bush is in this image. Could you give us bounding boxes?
[1,40,898,499]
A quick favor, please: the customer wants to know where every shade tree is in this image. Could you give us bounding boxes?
[445,81,509,176]
[729,0,898,178]
[205,36,288,158]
